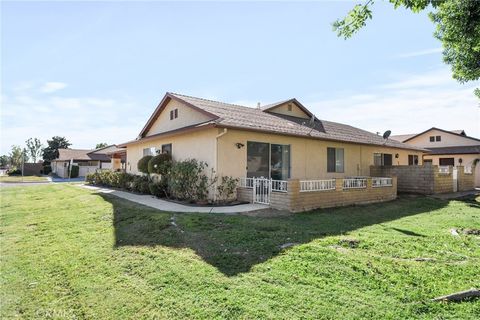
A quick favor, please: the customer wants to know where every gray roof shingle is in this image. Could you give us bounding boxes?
[169,93,424,151]
[55,148,111,162]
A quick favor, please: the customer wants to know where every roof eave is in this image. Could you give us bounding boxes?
[119,121,217,147]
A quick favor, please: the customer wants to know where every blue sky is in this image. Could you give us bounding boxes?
[1,1,478,154]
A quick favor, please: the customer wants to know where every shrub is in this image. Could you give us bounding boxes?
[148,153,172,175]
[85,171,136,190]
[216,176,239,203]
[149,178,168,198]
[131,175,150,194]
[43,165,52,175]
[70,165,79,178]
[168,159,217,202]
[85,172,98,184]
[7,169,21,176]
[118,172,135,189]
[137,156,153,174]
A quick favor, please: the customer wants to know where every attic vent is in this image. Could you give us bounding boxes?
[287,104,292,111]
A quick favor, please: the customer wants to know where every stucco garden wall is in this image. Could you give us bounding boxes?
[370,165,475,194]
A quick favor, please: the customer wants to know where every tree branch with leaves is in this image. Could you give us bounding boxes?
[25,138,44,163]
[333,0,480,98]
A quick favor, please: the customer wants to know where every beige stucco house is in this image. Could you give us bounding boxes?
[51,145,124,178]
[119,92,424,183]
[392,128,480,187]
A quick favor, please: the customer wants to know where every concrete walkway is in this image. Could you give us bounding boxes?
[80,184,269,213]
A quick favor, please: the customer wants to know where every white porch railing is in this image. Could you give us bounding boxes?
[239,177,254,188]
[239,177,288,192]
[300,179,336,192]
[438,166,450,174]
[271,180,288,192]
[343,178,367,189]
[372,177,393,188]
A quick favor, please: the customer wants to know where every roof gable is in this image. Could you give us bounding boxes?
[138,93,218,138]
[404,127,480,143]
[262,98,313,119]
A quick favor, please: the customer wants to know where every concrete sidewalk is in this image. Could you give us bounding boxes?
[80,184,269,213]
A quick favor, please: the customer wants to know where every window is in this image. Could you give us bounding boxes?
[246,141,290,180]
[383,153,392,166]
[435,135,441,142]
[161,143,172,155]
[271,144,290,180]
[143,147,156,156]
[170,109,178,120]
[429,136,435,142]
[408,155,419,166]
[374,153,393,166]
[327,147,344,173]
[439,158,454,166]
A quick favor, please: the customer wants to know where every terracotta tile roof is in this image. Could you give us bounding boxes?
[169,93,424,151]
[425,146,480,155]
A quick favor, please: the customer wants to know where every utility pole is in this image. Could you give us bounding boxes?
[21,148,26,182]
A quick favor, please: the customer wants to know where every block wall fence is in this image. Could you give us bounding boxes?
[237,177,397,213]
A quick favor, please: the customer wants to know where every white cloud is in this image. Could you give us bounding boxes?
[0,86,147,154]
[39,81,68,93]
[380,68,452,89]
[307,68,480,138]
[396,47,443,59]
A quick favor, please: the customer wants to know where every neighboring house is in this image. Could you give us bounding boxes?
[391,128,480,187]
[51,146,118,178]
[119,92,424,184]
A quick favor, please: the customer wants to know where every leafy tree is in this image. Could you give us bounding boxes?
[0,155,10,167]
[9,145,24,169]
[95,143,108,149]
[42,136,71,162]
[25,138,44,163]
[333,0,480,97]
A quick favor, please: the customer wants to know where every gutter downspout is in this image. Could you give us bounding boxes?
[213,128,228,202]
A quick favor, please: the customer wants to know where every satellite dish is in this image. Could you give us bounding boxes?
[382,130,391,140]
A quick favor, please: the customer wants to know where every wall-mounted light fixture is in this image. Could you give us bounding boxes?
[458,158,463,164]
[395,153,399,158]
[235,143,245,149]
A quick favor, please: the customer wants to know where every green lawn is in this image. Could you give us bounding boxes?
[1,185,479,319]
[0,175,48,182]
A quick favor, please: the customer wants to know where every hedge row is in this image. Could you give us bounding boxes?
[85,171,167,197]
[86,158,239,203]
